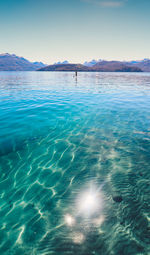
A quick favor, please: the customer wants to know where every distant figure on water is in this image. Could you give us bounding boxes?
[74,71,78,86]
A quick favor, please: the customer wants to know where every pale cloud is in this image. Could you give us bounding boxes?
[82,0,128,8]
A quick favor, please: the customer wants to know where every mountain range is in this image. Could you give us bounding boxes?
[125,60,150,72]
[0,53,150,72]
[0,53,46,71]
[83,59,150,72]
[38,61,142,72]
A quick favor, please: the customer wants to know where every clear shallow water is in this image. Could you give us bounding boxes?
[0,71,150,255]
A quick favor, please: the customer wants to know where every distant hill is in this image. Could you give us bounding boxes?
[38,61,142,72]
[92,61,142,72]
[38,64,90,72]
[125,60,150,72]
[0,53,46,71]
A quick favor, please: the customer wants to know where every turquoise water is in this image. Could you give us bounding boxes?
[0,71,150,255]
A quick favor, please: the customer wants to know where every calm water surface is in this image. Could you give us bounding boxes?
[0,72,150,255]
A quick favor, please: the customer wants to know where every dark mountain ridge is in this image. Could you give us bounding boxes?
[38,61,142,72]
[1,53,150,72]
[92,61,142,72]
[125,60,150,72]
[38,64,90,72]
[0,53,46,71]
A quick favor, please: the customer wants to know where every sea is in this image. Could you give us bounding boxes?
[0,71,150,255]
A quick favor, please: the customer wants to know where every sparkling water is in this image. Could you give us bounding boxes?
[0,72,150,255]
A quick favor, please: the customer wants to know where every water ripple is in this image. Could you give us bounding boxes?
[0,72,150,254]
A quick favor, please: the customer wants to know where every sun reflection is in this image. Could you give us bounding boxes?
[65,214,75,226]
[80,193,97,211]
[64,184,104,245]
[76,187,103,216]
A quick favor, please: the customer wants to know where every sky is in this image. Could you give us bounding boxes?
[0,0,150,64]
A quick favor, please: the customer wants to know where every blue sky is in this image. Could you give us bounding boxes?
[0,0,150,64]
